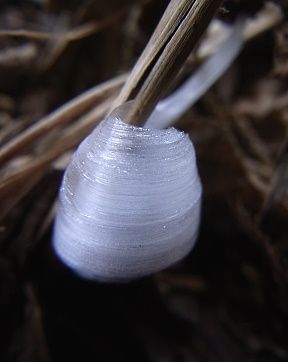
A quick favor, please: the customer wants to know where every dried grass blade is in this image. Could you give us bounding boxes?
[124,0,223,125]
[113,0,195,108]
[0,74,126,166]
[0,11,126,41]
[0,100,111,217]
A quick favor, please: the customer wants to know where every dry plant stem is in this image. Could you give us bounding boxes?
[197,2,282,60]
[0,22,102,41]
[0,9,127,41]
[0,2,281,196]
[0,6,282,218]
[258,138,288,222]
[0,100,111,218]
[0,74,126,167]
[0,44,37,66]
[204,94,272,195]
[113,0,195,108]
[0,100,111,193]
[0,172,44,220]
[0,3,280,168]
[243,2,283,41]
[114,0,223,125]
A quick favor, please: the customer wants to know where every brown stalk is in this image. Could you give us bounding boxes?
[0,2,281,212]
[0,74,126,167]
[0,22,103,41]
[0,10,126,41]
[113,0,223,125]
[0,100,111,218]
[0,2,280,170]
[112,0,195,108]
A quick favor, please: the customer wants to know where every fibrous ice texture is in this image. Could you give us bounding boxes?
[53,111,202,282]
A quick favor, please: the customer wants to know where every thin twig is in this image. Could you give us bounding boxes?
[0,3,282,213]
[0,100,111,192]
[0,23,98,41]
[0,11,126,41]
[243,2,282,41]
[113,0,196,108]
[114,0,223,125]
[0,100,111,218]
[0,3,280,168]
[0,74,126,166]
[197,2,282,60]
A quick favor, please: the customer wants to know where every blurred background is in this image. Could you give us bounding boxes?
[0,1,288,361]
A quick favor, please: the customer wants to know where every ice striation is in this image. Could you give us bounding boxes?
[53,110,202,282]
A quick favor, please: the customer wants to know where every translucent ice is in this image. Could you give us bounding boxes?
[53,111,202,282]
